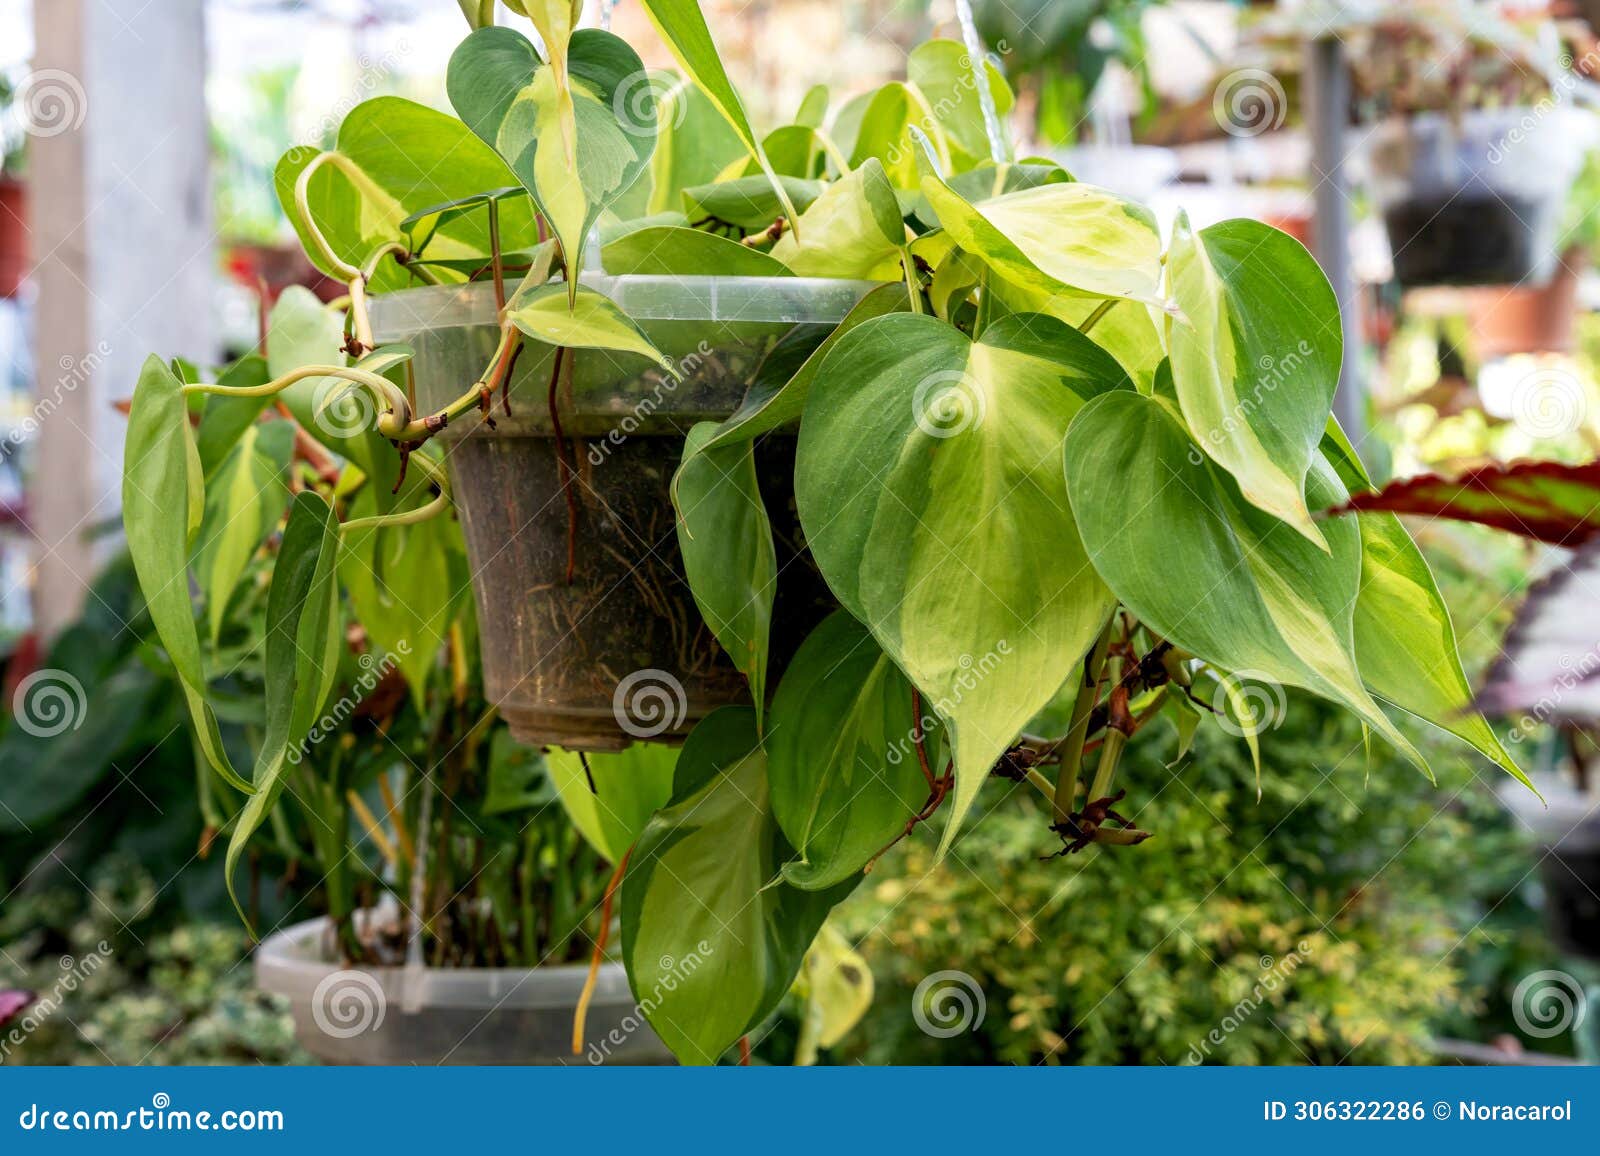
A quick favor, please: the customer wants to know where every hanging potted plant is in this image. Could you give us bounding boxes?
[1450,152,1600,360]
[1346,3,1594,288]
[121,0,1529,1065]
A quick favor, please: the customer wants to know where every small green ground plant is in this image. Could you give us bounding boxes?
[0,859,306,1066]
[118,0,1528,1064]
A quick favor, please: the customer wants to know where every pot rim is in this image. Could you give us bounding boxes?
[369,272,884,340]
[256,913,634,1011]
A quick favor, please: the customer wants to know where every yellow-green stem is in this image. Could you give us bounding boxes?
[1051,614,1115,823]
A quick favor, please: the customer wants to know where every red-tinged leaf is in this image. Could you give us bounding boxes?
[1330,460,1600,547]
[0,990,33,1028]
[1476,538,1600,721]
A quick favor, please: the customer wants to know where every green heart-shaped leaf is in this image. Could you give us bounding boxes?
[1320,425,1528,787]
[621,707,853,1063]
[796,311,1128,852]
[921,161,1164,307]
[448,27,655,285]
[673,424,777,724]
[682,175,824,232]
[226,490,342,926]
[546,744,678,862]
[275,97,539,291]
[504,282,673,370]
[768,611,939,890]
[123,356,252,796]
[602,224,791,277]
[1064,390,1425,770]
[1166,214,1341,546]
[770,159,906,279]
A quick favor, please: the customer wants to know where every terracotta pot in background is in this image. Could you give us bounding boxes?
[0,178,27,298]
[1466,248,1586,360]
[1262,210,1313,250]
[223,239,343,305]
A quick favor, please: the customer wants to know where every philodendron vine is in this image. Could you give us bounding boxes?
[120,0,1528,1065]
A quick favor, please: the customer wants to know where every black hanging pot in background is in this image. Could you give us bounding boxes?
[1368,107,1594,289]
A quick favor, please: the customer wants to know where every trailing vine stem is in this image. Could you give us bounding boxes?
[1078,298,1120,335]
[547,345,580,585]
[570,846,631,1056]
[864,688,954,872]
[340,453,452,534]
[1051,613,1116,824]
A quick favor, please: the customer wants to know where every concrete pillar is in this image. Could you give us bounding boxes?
[28,0,212,637]
[1305,35,1365,449]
